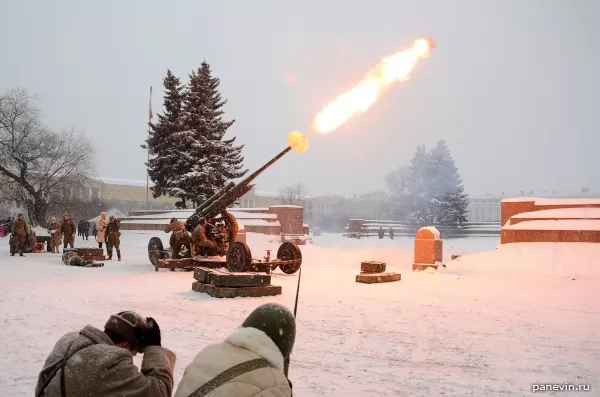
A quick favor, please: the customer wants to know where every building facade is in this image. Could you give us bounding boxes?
[468,197,502,222]
[467,189,600,223]
[51,176,599,227]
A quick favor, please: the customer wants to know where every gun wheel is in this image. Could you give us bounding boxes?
[277,242,302,274]
[148,237,165,266]
[226,241,252,272]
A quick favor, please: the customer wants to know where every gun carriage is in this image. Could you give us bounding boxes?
[147,146,303,274]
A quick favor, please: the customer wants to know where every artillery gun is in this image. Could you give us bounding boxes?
[147,146,303,274]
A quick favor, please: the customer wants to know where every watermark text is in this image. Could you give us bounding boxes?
[532,383,591,393]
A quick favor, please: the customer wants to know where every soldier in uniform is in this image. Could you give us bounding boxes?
[220,210,239,244]
[61,214,77,249]
[164,218,190,259]
[174,303,295,397]
[105,216,122,261]
[10,213,31,256]
[47,216,62,253]
[80,219,91,240]
[190,217,223,256]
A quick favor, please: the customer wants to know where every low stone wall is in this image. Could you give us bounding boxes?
[120,205,307,242]
[246,225,280,235]
[500,198,600,244]
[500,200,537,226]
[501,229,600,244]
[270,206,304,235]
[122,223,247,243]
[501,199,600,226]
[344,218,499,238]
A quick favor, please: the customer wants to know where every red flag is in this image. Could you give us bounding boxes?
[149,86,153,120]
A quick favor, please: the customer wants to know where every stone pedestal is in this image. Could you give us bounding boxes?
[413,226,443,271]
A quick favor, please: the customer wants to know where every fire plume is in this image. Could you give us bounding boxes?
[287,37,434,153]
[313,38,434,134]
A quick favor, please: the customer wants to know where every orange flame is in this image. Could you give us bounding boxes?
[312,38,434,134]
[287,37,434,153]
[288,130,309,153]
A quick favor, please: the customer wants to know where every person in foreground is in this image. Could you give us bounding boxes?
[175,302,295,397]
[35,311,176,397]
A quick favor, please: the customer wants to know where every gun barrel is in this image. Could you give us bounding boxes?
[191,145,294,223]
[200,183,254,218]
[196,181,235,214]
[241,146,292,188]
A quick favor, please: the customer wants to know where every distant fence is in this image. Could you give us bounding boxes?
[344,219,500,238]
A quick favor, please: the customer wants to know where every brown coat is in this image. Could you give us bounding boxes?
[191,224,209,246]
[11,218,30,245]
[47,221,62,247]
[35,325,176,397]
[106,220,121,247]
[221,211,239,243]
[164,220,190,247]
[61,219,76,245]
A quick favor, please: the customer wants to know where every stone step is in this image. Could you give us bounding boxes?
[360,261,386,273]
[194,267,271,288]
[355,272,401,284]
[192,281,282,298]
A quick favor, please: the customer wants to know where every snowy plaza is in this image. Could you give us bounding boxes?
[2,2,599,396]
[1,231,599,396]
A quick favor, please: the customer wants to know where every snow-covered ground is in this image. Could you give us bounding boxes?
[1,232,599,396]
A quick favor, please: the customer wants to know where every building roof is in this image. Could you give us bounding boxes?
[96,176,153,187]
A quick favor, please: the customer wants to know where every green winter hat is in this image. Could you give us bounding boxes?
[241,303,296,358]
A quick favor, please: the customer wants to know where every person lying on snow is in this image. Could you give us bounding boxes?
[175,302,295,397]
[62,250,104,267]
[35,311,176,397]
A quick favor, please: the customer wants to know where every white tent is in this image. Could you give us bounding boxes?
[88,208,127,223]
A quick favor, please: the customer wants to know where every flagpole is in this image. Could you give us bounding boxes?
[146,86,152,209]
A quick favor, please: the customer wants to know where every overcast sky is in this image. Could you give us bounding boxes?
[2,0,598,197]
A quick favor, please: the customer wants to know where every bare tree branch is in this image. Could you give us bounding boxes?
[278,182,307,206]
[385,166,410,198]
[384,166,411,220]
[0,87,95,226]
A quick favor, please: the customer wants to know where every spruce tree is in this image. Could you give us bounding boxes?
[406,143,431,226]
[427,140,469,227]
[145,69,185,201]
[198,61,246,184]
[178,61,247,207]
[167,128,211,208]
